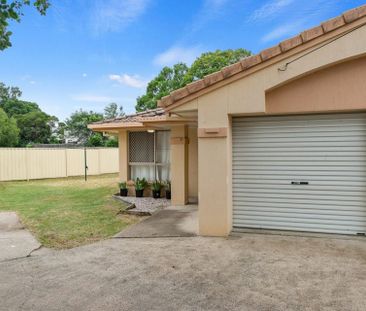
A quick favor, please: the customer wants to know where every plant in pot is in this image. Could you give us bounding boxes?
[118,181,128,197]
[164,180,171,200]
[134,178,147,198]
[151,180,162,199]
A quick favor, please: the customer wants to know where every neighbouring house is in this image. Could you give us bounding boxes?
[90,5,366,237]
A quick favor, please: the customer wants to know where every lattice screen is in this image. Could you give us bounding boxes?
[128,132,155,163]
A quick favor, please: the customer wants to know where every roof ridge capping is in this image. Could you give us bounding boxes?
[158,4,366,108]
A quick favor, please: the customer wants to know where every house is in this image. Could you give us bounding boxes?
[90,5,366,237]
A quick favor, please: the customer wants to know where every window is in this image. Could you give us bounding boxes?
[129,131,170,181]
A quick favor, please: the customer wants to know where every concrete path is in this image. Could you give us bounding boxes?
[0,212,41,262]
[114,205,198,238]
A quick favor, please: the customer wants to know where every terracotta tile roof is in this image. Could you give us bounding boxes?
[158,4,366,109]
[92,108,166,125]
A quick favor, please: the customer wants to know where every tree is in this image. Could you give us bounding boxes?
[0,82,21,101]
[1,98,41,117]
[104,136,118,147]
[16,110,52,145]
[185,48,251,81]
[0,0,50,50]
[135,49,252,111]
[0,107,19,146]
[65,110,104,145]
[136,63,189,112]
[104,103,125,119]
[86,133,104,147]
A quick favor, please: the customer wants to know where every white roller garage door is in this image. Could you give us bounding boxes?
[232,113,366,235]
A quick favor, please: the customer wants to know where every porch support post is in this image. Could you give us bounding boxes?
[118,130,129,181]
[170,125,188,205]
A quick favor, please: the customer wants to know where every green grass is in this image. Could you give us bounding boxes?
[0,174,140,249]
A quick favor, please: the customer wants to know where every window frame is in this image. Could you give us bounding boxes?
[128,130,170,180]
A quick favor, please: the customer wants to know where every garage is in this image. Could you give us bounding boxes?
[232,113,366,235]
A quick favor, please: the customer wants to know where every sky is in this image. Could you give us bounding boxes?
[0,0,364,121]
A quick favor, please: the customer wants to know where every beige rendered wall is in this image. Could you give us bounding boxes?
[266,56,366,114]
[170,125,188,205]
[188,127,198,202]
[191,24,366,236]
[118,131,129,181]
[198,89,232,236]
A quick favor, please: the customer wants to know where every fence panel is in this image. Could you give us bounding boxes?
[86,149,100,175]
[100,148,119,174]
[0,148,27,181]
[66,149,85,177]
[0,148,119,181]
[27,149,67,180]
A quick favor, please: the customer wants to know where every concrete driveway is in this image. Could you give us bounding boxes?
[0,233,365,311]
[0,212,41,262]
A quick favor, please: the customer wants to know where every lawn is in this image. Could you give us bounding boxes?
[0,174,140,249]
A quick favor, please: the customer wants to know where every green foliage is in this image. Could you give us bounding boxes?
[136,63,189,112]
[185,48,252,81]
[0,107,19,146]
[104,102,125,119]
[0,0,50,50]
[118,181,127,190]
[0,82,21,101]
[134,178,148,191]
[151,180,162,191]
[85,133,104,147]
[0,82,57,146]
[16,110,52,145]
[65,109,104,145]
[1,99,41,117]
[135,49,251,111]
[104,136,118,147]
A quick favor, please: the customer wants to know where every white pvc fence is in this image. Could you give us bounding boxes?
[0,148,119,181]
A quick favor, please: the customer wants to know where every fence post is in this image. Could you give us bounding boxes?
[84,147,88,181]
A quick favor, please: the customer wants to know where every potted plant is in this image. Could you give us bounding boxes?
[164,180,171,200]
[118,181,128,197]
[151,180,162,199]
[134,178,147,198]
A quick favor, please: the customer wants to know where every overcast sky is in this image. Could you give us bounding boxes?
[0,0,364,120]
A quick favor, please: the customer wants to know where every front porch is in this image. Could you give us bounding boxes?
[89,108,198,206]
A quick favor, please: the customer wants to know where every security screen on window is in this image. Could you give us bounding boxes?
[128,131,170,181]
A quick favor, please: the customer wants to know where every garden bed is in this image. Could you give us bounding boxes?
[113,195,171,215]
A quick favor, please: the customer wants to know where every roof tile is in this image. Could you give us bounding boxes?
[240,55,262,69]
[301,25,324,42]
[92,108,166,125]
[186,79,206,93]
[343,5,366,23]
[159,95,173,107]
[260,45,281,61]
[204,71,224,86]
[138,4,366,109]
[171,87,190,101]
[279,35,303,52]
[221,62,243,78]
[322,16,346,33]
